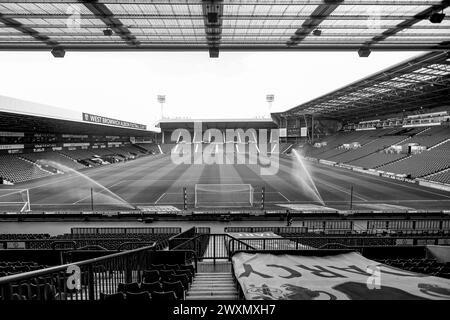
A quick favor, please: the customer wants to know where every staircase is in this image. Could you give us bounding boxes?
[186,271,238,300]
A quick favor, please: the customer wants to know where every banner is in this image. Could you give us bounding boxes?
[6,241,26,249]
[232,252,450,300]
[82,113,146,130]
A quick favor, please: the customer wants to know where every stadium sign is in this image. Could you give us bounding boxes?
[0,144,24,150]
[82,113,147,130]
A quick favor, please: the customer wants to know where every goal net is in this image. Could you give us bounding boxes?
[0,189,31,213]
[194,184,254,208]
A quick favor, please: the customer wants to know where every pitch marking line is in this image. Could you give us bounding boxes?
[72,180,126,205]
[316,179,368,202]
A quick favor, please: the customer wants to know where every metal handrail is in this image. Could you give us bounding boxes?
[0,243,156,285]
[171,234,258,261]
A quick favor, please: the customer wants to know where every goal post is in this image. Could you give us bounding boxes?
[0,189,31,213]
[194,184,254,208]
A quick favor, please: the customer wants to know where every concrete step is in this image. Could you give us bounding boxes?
[195,275,232,278]
[186,295,238,300]
[186,271,238,300]
[193,279,234,283]
[189,288,235,293]
[194,278,234,281]
[188,290,236,296]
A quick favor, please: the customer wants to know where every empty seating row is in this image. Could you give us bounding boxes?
[0,233,50,240]
[21,151,86,171]
[59,149,97,161]
[426,169,450,185]
[0,261,47,277]
[25,232,177,250]
[379,143,450,178]
[330,136,408,164]
[406,126,450,147]
[379,258,450,279]
[349,152,407,169]
[135,143,160,154]
[0,154,52,183]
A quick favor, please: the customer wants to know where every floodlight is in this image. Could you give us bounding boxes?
[103,29,113,36]
[429,12,445,24]
[358,47,371,58]
[51,47,65,58]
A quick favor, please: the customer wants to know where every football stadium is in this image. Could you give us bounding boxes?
[0,0,450,310]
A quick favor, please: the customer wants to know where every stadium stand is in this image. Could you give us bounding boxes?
[426,169,450,185]
[0,261,49,277]
[135,143,161,154]
[59,149,98,161]
[404,126,450,148]
[21,151,86,171]
[0,143,155,184]
[299,125,450,179]
[0,155,52,183]
[330,135,409,164]
[379,141,450,178]
[349,152,408,169]
[377,258,450,279]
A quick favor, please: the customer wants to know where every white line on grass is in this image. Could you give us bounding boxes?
[71,180,126,204]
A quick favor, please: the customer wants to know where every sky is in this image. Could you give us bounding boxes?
[0,50,423,130]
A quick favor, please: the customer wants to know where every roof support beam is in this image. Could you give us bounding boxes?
[202,0,223,58]
[287,0,344,46]
[363,1,450,48]
[0,13,59,48]
[80,0,140,47]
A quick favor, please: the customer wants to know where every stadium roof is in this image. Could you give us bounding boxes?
[272,50,450,122]
[0,111,155,136]
[157,118,277,130]
[0,95,154,136]
[0,1,449,57]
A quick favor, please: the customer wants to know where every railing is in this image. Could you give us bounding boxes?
[0,244,198,301]
[168,227,211,249]
[1,237,175,250]
[171,234,256,262]
[71,227,182,235]
[224,235,450,250]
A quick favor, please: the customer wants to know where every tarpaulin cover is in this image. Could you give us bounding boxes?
[232,252,450,300]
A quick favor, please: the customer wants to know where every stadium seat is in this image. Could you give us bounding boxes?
[165,264,181,271]
[118,282,140,294]
[140,281,162,293]
[150,291,177,301]
[100,292,125,301]
[126,291,152,302]
[169,274,190,290]
[143,270,160,283]
[159,270,175,282]
[162,281,185,300]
